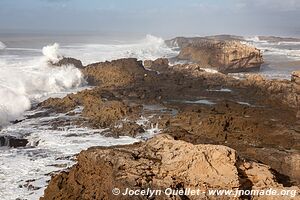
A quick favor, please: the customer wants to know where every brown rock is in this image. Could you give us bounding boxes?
[41,135,298,200]
[144,58,169,69]
[82,58,149,87]
[176,39,263,73]
[242,74,300,109]
[50,57,84,69]
[39,89,137,129]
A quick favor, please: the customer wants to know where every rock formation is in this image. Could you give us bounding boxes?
[41,135,299,200]
[166,37,263,73]
[82,58,151,87]
[178,40,263,73]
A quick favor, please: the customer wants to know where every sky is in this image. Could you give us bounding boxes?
[0,0,300,37]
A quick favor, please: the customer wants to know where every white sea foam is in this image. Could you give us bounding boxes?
[42,43,62,63]
[0,41,6,49]
[0,43,84,126]
[243,36,300,80]
[0,109,140,200]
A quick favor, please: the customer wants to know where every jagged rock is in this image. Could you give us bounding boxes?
[175,39,263,73]
[41,135,298,200]
[165,36,244,49]
[144,58,169,68]
[242,74,300,109]
[39,89,139,129]
[82,58,150,87]
[292,71,300,84]
[50,57,84,69]
[0,136,28,148]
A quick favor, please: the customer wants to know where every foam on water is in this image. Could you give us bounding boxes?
[0,108,140,200]
[241,36,300,80]
[0,44,84,126]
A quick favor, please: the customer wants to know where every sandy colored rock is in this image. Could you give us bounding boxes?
[41,135,299,200]
[242,74,300,109]
[144,58,169,69]
[82,58,150,87]
[39,89,138,129]
[176,40,263,73]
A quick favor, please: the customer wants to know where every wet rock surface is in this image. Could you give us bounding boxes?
[38,57,300,199]
[0,136,28,148]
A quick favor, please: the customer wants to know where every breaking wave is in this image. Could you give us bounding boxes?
[42,43,62,63]
[0,43,84,126]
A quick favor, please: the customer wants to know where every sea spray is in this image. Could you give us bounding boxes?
[0,43,84,126]
[61,34,179,65]
[42,43,62,63]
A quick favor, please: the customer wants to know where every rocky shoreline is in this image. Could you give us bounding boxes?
[31,38,300,199]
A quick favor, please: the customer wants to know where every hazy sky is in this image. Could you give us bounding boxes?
[0,0,300,37]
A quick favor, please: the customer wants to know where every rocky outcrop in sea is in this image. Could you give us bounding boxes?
[167,37,263,73]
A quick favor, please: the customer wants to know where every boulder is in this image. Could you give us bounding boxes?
[41,135,298,200]
[82,58,149,87]
[175,39,263,73]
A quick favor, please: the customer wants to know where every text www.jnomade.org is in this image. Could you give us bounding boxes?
[111,187,298,198]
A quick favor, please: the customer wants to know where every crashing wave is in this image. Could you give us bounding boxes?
[0,43,84,126]
[42,43,62,63]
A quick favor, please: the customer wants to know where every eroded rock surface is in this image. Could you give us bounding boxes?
[41,135,299,200]
[82,58,151,87]
[167,37,263,73]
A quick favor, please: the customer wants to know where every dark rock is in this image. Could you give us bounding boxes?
[0,136,28,148]
[51,57,84,69]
